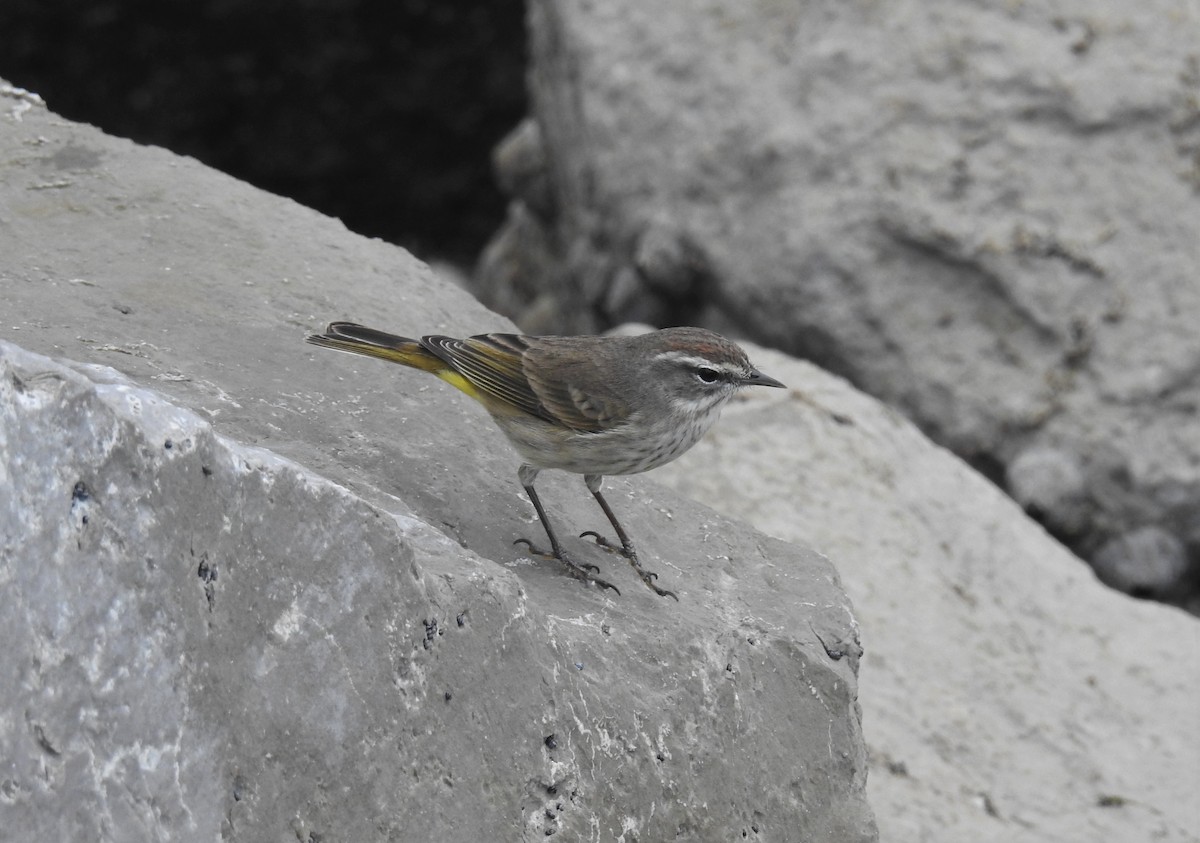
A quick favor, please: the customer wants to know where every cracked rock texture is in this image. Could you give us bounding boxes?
[477,0,1200,607]
[648,337,1200,843]
[0,85,874,840]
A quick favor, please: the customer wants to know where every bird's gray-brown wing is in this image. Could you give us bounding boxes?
[420,334,553,423]
[421,334,633,433]
[522,339,633,433]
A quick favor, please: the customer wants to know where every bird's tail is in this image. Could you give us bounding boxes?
[305,322,444,374]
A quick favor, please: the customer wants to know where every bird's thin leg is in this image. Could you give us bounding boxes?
[513,465,619,595]
[580,474,678,600]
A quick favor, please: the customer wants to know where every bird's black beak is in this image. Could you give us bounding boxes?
[744,367,785,389]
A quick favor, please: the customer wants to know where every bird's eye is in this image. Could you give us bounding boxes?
[696,366,721,384]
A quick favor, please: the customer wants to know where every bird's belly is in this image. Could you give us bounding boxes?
[492,411,718,476]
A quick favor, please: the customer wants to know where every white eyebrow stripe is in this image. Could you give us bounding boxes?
[652,351,744,375]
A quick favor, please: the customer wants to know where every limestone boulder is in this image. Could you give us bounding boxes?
[0,83,874,841]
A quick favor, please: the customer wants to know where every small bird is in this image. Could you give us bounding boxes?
[306,322,784,598]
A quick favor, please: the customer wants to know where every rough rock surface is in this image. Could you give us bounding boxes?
[477,0,1200,606]
[649,336,1200,843]
[0,85,874,840]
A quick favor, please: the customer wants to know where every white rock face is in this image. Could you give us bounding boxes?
[651,340,1200,843]
[0,89,873,841]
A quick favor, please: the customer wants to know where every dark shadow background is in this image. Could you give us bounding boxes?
[0,0,527,265]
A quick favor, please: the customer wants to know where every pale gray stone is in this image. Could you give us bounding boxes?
[492,117,554,219]
[475,200,562,332]
[1092,526,1191,598]
[633,223,699,299]
[0,84,874,841]
[1006,444,1089,535]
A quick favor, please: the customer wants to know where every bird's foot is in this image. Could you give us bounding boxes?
[514,537,599,572]
[579,531,677,600]
[579,530,633,560]
[636,570,678,601]
[513,538,618,594]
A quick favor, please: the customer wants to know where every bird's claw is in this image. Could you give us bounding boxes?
[515,536,673,599]
[514,538,605,578]
[580,530,632,559]
[645,579,679,601]
[579,531,675,598]
[569,566,620,595]
[513,536,546,556]
[579,530,612,549]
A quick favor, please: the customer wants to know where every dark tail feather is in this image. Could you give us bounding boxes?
[321,321,415,348]
[306,322,442,371]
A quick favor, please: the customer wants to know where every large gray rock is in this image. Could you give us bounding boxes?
[478,0,1200,606]
[0,84,874,839]
[649,338,1200,843]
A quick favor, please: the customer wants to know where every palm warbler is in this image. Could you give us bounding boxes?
[306,322,784,598]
